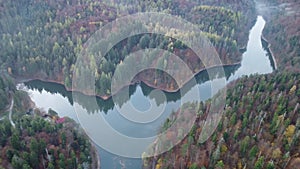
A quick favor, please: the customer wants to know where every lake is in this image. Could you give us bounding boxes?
[18,16,274,169]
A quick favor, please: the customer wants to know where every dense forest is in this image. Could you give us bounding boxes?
[0,110,98,169]
[141,2,300,168]
[143,72,300,169]
[0,0,256,97]
[0,0,299,169]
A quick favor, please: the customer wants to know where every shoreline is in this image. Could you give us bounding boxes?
[261,35,278,70]
[15,62,241,101]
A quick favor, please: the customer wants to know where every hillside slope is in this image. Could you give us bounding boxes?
[0,0,256,97]
[144,72,300,169]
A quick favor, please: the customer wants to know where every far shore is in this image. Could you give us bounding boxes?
[14,34,277,101]
[14,62,241,101]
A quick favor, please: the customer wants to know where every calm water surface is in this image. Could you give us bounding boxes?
[19,16,274,169]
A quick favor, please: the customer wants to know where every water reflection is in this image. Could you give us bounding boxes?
[24,64,239,114]
[22,15,276,169]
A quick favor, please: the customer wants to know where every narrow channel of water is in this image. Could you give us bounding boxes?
[227,15,273,82]
[18,16,275,169]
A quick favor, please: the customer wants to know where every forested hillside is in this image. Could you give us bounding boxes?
[141,3,300,167]
[0,0,256,97]
[259,0,300,71]
[1,0,299,169]
[143,72,300,169]
[0,115,98,169]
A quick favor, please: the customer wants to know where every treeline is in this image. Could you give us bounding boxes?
[0,114,96,169]
[144,72,300,169]
[0,0,256,97]
[24,64,240,114]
